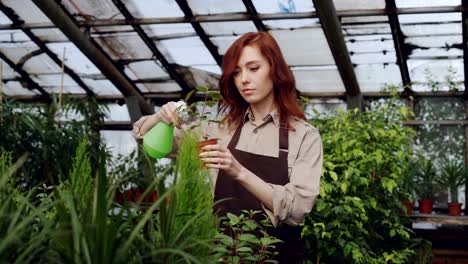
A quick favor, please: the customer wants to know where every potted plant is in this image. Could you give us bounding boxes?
[414,158,437,214]
[401,164,417,215]
[437,158,467,216]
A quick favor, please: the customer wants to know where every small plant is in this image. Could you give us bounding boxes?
[414,157,437,201]
[437,158,467,203]
[213,210,282,264]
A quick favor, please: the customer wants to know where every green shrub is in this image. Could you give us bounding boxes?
[303,101,422,263]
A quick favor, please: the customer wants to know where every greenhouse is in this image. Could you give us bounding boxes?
[1,0,468,263]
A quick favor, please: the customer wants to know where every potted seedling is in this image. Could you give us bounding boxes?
[414,158,437,214]
[437,158,467,216]
[401,163,417,215]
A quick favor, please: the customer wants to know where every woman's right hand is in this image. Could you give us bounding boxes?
[158,101,182,129]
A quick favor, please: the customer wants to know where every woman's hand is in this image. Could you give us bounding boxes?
[158,101,182,128]
[199,144,245,180]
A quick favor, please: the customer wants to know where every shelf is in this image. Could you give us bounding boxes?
[410,214,468,225]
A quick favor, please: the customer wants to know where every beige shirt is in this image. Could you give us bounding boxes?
[132,109,323,226]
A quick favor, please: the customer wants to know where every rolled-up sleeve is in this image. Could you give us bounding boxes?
[264,128,323,226]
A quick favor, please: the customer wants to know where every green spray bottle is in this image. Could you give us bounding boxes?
[142,101,187,159]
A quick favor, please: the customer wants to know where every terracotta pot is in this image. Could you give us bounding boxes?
[448,202,462,216]
[115,189,159,204]
[197,138,219,152]
[418,199,433,214]
[403,200,414,215]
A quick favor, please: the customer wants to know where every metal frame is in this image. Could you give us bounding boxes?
[0,51,50,100]
[386,0,413,96]
[175,0,223,66]
[313,0,362,110]
[0,6,461,30]
[242,0,267,32]
[0,2,96,97]
[31,0,155,117]
[111,0,192,97]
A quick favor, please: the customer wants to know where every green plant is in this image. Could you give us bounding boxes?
[413,158,437,200]
[213,210,281,263]
[437,158,467,203]
[303,99,420,263]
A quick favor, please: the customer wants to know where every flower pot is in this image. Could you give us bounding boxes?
[197,138,218,152]
[448,202,462,216]
[115,189,159,205]
[418,199,433,214]
[403,200,414,215]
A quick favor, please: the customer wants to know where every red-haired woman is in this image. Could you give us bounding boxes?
[133,32,323,263]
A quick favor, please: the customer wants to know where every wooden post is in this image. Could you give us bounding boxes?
[464,100,468,215]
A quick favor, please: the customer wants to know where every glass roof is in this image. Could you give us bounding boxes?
[0,0,466,121]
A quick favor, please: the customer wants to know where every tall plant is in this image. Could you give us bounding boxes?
[303,101,420,263]
[437,158,467,203]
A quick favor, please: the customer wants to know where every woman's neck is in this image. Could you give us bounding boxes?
[249,99,277,121]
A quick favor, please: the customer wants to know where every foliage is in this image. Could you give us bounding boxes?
[213,210,281,264]
[436,158,467,203]
[413,157,437,200]
[0,97,109,188]
[303,100,420,263]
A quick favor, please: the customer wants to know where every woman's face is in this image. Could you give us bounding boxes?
[233,45,274,106]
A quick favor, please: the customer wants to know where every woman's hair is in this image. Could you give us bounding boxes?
[218,31,305,130]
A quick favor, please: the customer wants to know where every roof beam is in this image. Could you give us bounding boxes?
[463,0,468,99]
[0,51,51,100]
[0,6,461,30]
[242,0,268,32]
[31,0,154,116]
[111,0,191,96]
[0,2,96,98]
[312,0,362,110]
[174,0,223,66]
[386,0,413,96]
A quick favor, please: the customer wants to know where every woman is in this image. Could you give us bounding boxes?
[133,32,322,262]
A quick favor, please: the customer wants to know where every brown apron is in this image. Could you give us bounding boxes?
[214,119,304,263]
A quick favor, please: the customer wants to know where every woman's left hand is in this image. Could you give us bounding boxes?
[199,144,244,180]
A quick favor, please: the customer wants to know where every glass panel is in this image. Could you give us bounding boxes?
[93,34,153,59]
[60,0,123,20]
[401,23,461,36]
[270,28,335,66]
[396,0,459,8]
[123,0,184,18]
[355,64,402,92]
[347,37,394,53]
[333,0,385,10]
[2,81,40,96]
[350,52,397,64]
[406,35,461,48]
[304,98,347,119]
[343,24,391,36]
[22,53,61,74]
[188,0,246,15]
[264,19,319,30]
[83,79,122,95]
[415,97,464,120]
[0,11,12,25]
[142,24,195,38]
[90,26,134,36]
[0,59,19,79]
[138,82,182,93]
[44,86,85,94]
[124,61,169,80]
[32,28,69,43]
[210,36,240,55]
[104,104,131,122]
[291,66,345,93]
[341,16,388,24]
[201,22,257,36]
[252,0,315,13]
[46,42,101,75]
[2,0,52,24]
[408,59,464,91]
[101,131,137,158]
[192,65,221,75]
[399,13,461,24]
[157,36,216,65]
[410,48,462,58]
[32,74,78,87]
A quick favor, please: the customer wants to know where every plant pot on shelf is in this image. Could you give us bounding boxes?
[115,188,159,205]
[418,199,433,214]
[448,202,463,216]
[403,200,414,215]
